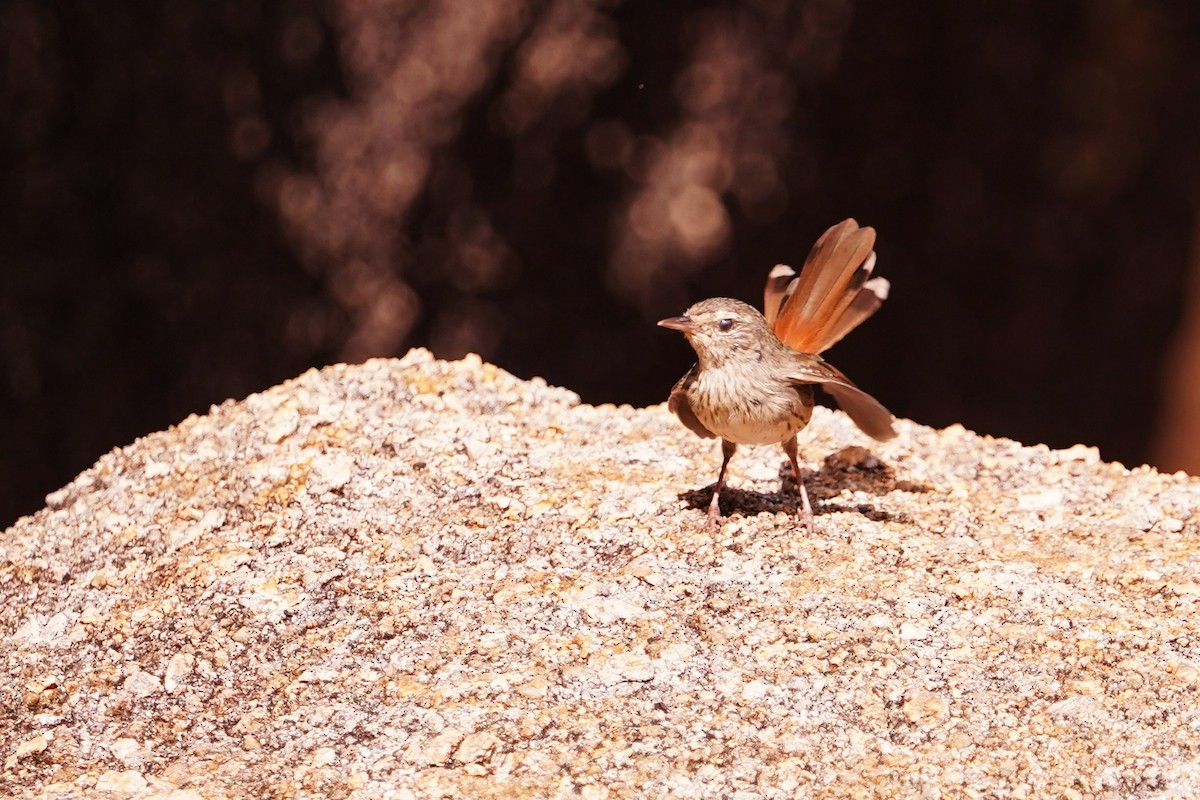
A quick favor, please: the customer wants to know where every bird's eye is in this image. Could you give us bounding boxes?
[718,318,734,332]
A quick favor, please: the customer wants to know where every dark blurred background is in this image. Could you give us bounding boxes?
[4,0,1200,528]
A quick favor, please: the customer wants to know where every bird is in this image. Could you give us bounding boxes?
[658,218,897,527]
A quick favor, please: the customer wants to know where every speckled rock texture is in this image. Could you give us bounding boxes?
[4,350,1200,799]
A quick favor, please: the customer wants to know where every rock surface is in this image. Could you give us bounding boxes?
[3,349,1200,799]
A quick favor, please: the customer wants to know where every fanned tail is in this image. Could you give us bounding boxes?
[767,219,888,354]
[763,264,797,328]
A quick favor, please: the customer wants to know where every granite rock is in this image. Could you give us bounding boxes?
[3,350,1200,798]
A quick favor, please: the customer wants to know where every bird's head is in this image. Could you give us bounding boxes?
[658,297,778,368]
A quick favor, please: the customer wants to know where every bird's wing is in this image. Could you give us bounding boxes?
[787,355,897,442]
[667,364,716,439]
[769,219,887,354]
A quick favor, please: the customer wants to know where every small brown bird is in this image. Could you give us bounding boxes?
[658,219,897,526]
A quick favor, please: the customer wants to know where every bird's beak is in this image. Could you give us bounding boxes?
[658,315,695,333]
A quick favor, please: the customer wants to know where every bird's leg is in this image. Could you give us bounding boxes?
[782,436,814,528]
[708,439,737,526]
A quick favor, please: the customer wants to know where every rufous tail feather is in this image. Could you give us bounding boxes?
[767,219,888,354]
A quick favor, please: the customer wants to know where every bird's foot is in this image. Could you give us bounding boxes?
[706,490,723,529]
[798,480,814,530]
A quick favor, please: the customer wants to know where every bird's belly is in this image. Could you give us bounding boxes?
[711,415,805,445]
[692,382,813,445]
